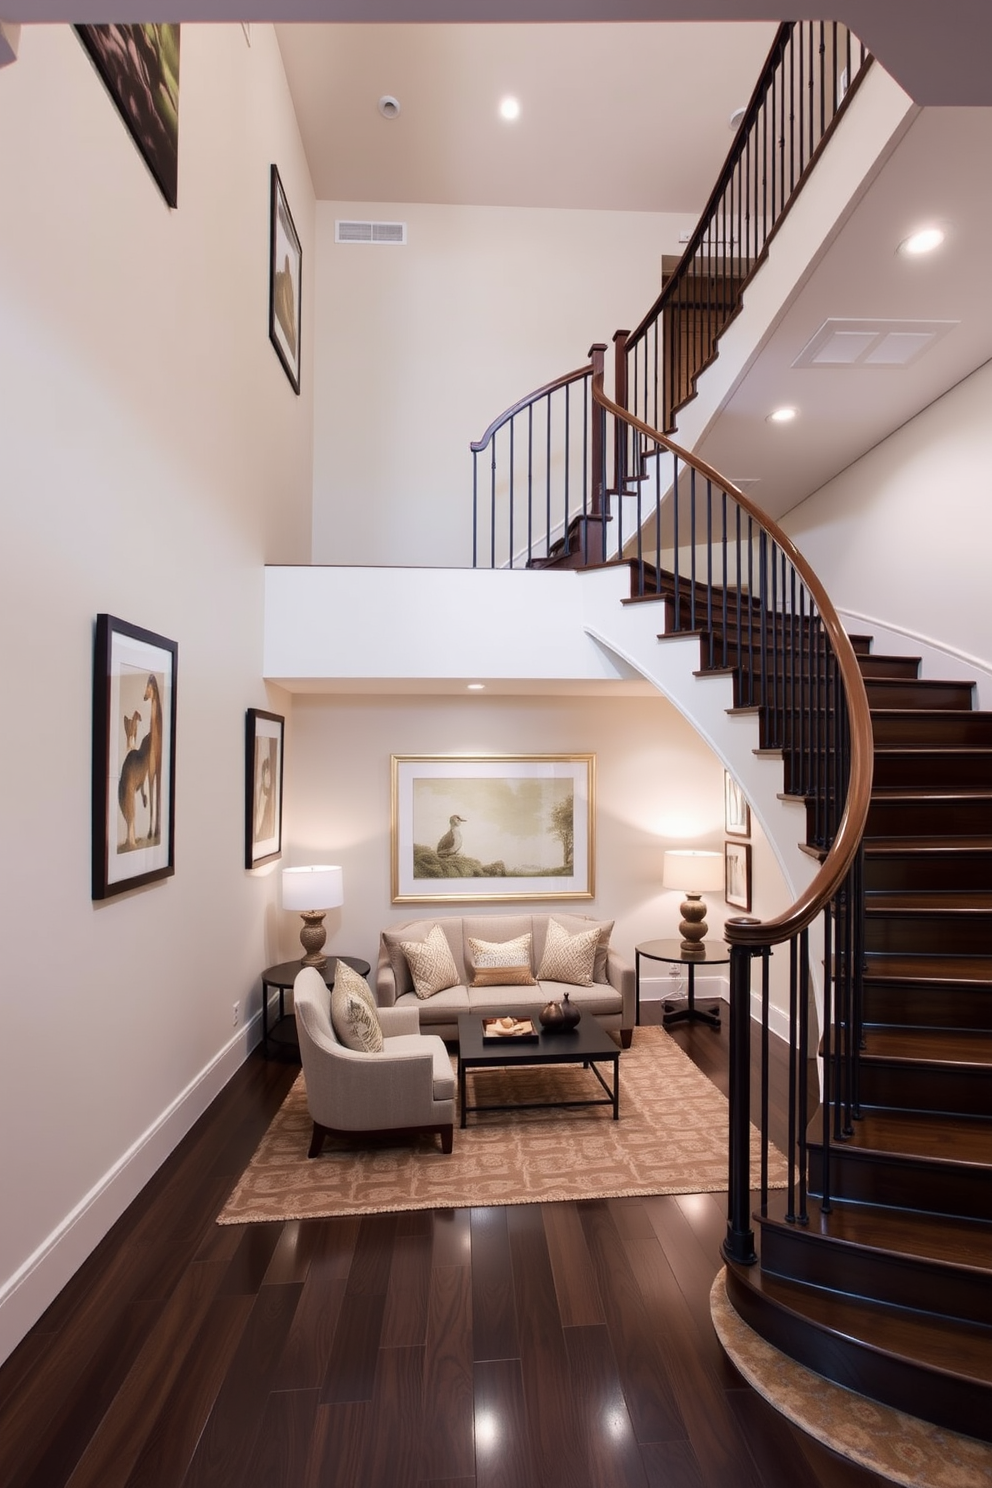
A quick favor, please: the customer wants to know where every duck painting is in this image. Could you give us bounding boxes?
[436,814,467,857]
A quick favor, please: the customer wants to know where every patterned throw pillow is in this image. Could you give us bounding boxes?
[399,923,461,999]
[536,917,599,986]
[330,963,383,1053]
[467,932,537,988]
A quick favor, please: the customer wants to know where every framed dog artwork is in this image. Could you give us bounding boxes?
[92,614,178,899]
[245,708,284,869]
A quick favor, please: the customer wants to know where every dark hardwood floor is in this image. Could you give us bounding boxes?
[0,1011,892,1488]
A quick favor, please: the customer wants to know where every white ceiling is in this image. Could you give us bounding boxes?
[274,21,778,212]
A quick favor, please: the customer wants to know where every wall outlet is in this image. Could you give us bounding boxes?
[232,1002,239,1027]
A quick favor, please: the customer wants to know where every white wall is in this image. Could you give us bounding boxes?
[0,23,313,1360]
[783,358,992,673]
[278,690,786,990]
[311,200,688,567]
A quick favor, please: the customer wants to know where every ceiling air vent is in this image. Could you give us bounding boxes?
[335,220,407,245]
[793,318,957,369]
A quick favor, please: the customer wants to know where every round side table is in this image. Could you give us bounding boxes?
[634,939,730,1029]
[260,955,372,1058]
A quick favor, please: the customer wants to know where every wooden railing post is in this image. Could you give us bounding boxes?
[613,330,630,503]
[724,937,759,1265]
[589,343,607,525]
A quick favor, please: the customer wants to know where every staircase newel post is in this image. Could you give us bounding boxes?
[588,342,608,562]
[723,931,759,1265]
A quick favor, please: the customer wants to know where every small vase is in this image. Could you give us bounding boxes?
[539,1000,566,1032]
[559,991,581,1032]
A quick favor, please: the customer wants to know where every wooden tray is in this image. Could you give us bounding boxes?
[482,1017,539,1041]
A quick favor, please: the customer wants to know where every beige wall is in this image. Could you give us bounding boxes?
[311,200,688,567]
[278,690,786,985]
[0,22,313,1359]
[783,358,992,672]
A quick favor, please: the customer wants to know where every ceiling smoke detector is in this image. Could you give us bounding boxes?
[377,95,401,119]
[729,106,746,131]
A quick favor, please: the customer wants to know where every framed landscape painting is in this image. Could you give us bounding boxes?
[92,614,178,899]
[391,754,595,903]
[245,708,284,868]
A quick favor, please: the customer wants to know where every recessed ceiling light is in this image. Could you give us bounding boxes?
[898,226,944,257]
[467,682,485,690]
[377,95,401,119]
[767,406,797,424]
[499,96,521,122]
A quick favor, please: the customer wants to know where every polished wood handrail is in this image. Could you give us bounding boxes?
[593,371,874,950]
[470,356,598,453]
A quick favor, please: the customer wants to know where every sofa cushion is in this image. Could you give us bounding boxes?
[536,917,599,986]
[399,923,461,999]
[467,932,537,988]
[547,913,615,984]
[330,964,384,1053]
[384,919,464,994]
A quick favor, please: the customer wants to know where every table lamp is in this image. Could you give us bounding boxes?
[663,849,724,956]
[282,865,344,970]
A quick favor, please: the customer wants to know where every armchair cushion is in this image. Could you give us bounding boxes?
[330,963,383,1053]
[399,923,461,999]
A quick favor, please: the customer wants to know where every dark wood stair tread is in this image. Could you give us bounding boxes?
[760,1193,992,1274]
[728,1264,992,1388]
[865,891,992,911]
[863,1027,992,1067]
[866,835,992,852]
[828,1108,992,1166]
[863,954,992,985]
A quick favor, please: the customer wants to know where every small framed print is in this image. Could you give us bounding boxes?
[725,840,752,912]
[268,164,302,394]
[92,614,178,899]
[725,770,751,837]
[245,708,284,868]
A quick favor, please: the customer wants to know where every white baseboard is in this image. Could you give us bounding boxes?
[0,1011,262,1366]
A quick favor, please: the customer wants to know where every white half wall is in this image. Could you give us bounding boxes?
[310,200,690,568]
[0,23,313,1362]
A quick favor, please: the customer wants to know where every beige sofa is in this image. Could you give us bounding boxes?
[375,911,635,1047]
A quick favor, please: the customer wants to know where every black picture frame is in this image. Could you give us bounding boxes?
[92,614,178,899]
[268,164,302,394]
[725,839,752,912]
[245,708,285,869]
[76,24,180,209]
[724,770,751,837]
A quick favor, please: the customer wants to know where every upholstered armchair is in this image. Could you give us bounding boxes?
[293,967,455,1156]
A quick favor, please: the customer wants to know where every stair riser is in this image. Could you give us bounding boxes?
[864,914,992,955]
[865,680,974,709]
[864,853,992,893]
[867,796,992,834]
[859,1062,992,1117]
[809,1145,992,1221]
[857,656,921,679]
[872,754,992,791]
[758,1224,992,1327]
[864,983,992,1031]
[725,1266,992,1443]
[871,712,992,747]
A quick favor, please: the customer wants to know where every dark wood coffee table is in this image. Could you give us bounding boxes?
[457,1014,621,1127]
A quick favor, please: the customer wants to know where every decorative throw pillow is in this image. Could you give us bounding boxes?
[399,923,461,999]
[467,932,537,988]
[552,914,615,984]
[537,917,599,986]
[330,963,383,1053]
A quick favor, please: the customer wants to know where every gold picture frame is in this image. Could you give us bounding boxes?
[391,754,595,903]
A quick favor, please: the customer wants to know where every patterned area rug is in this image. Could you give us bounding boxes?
[218,1026,789,1224]
[711,1268,992,1487]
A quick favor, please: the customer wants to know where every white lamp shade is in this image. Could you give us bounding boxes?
[281,864,344,911]
[663,849,723,893]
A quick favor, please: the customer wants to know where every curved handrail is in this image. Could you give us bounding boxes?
[470,361,594,453]
[592,370,874,950]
